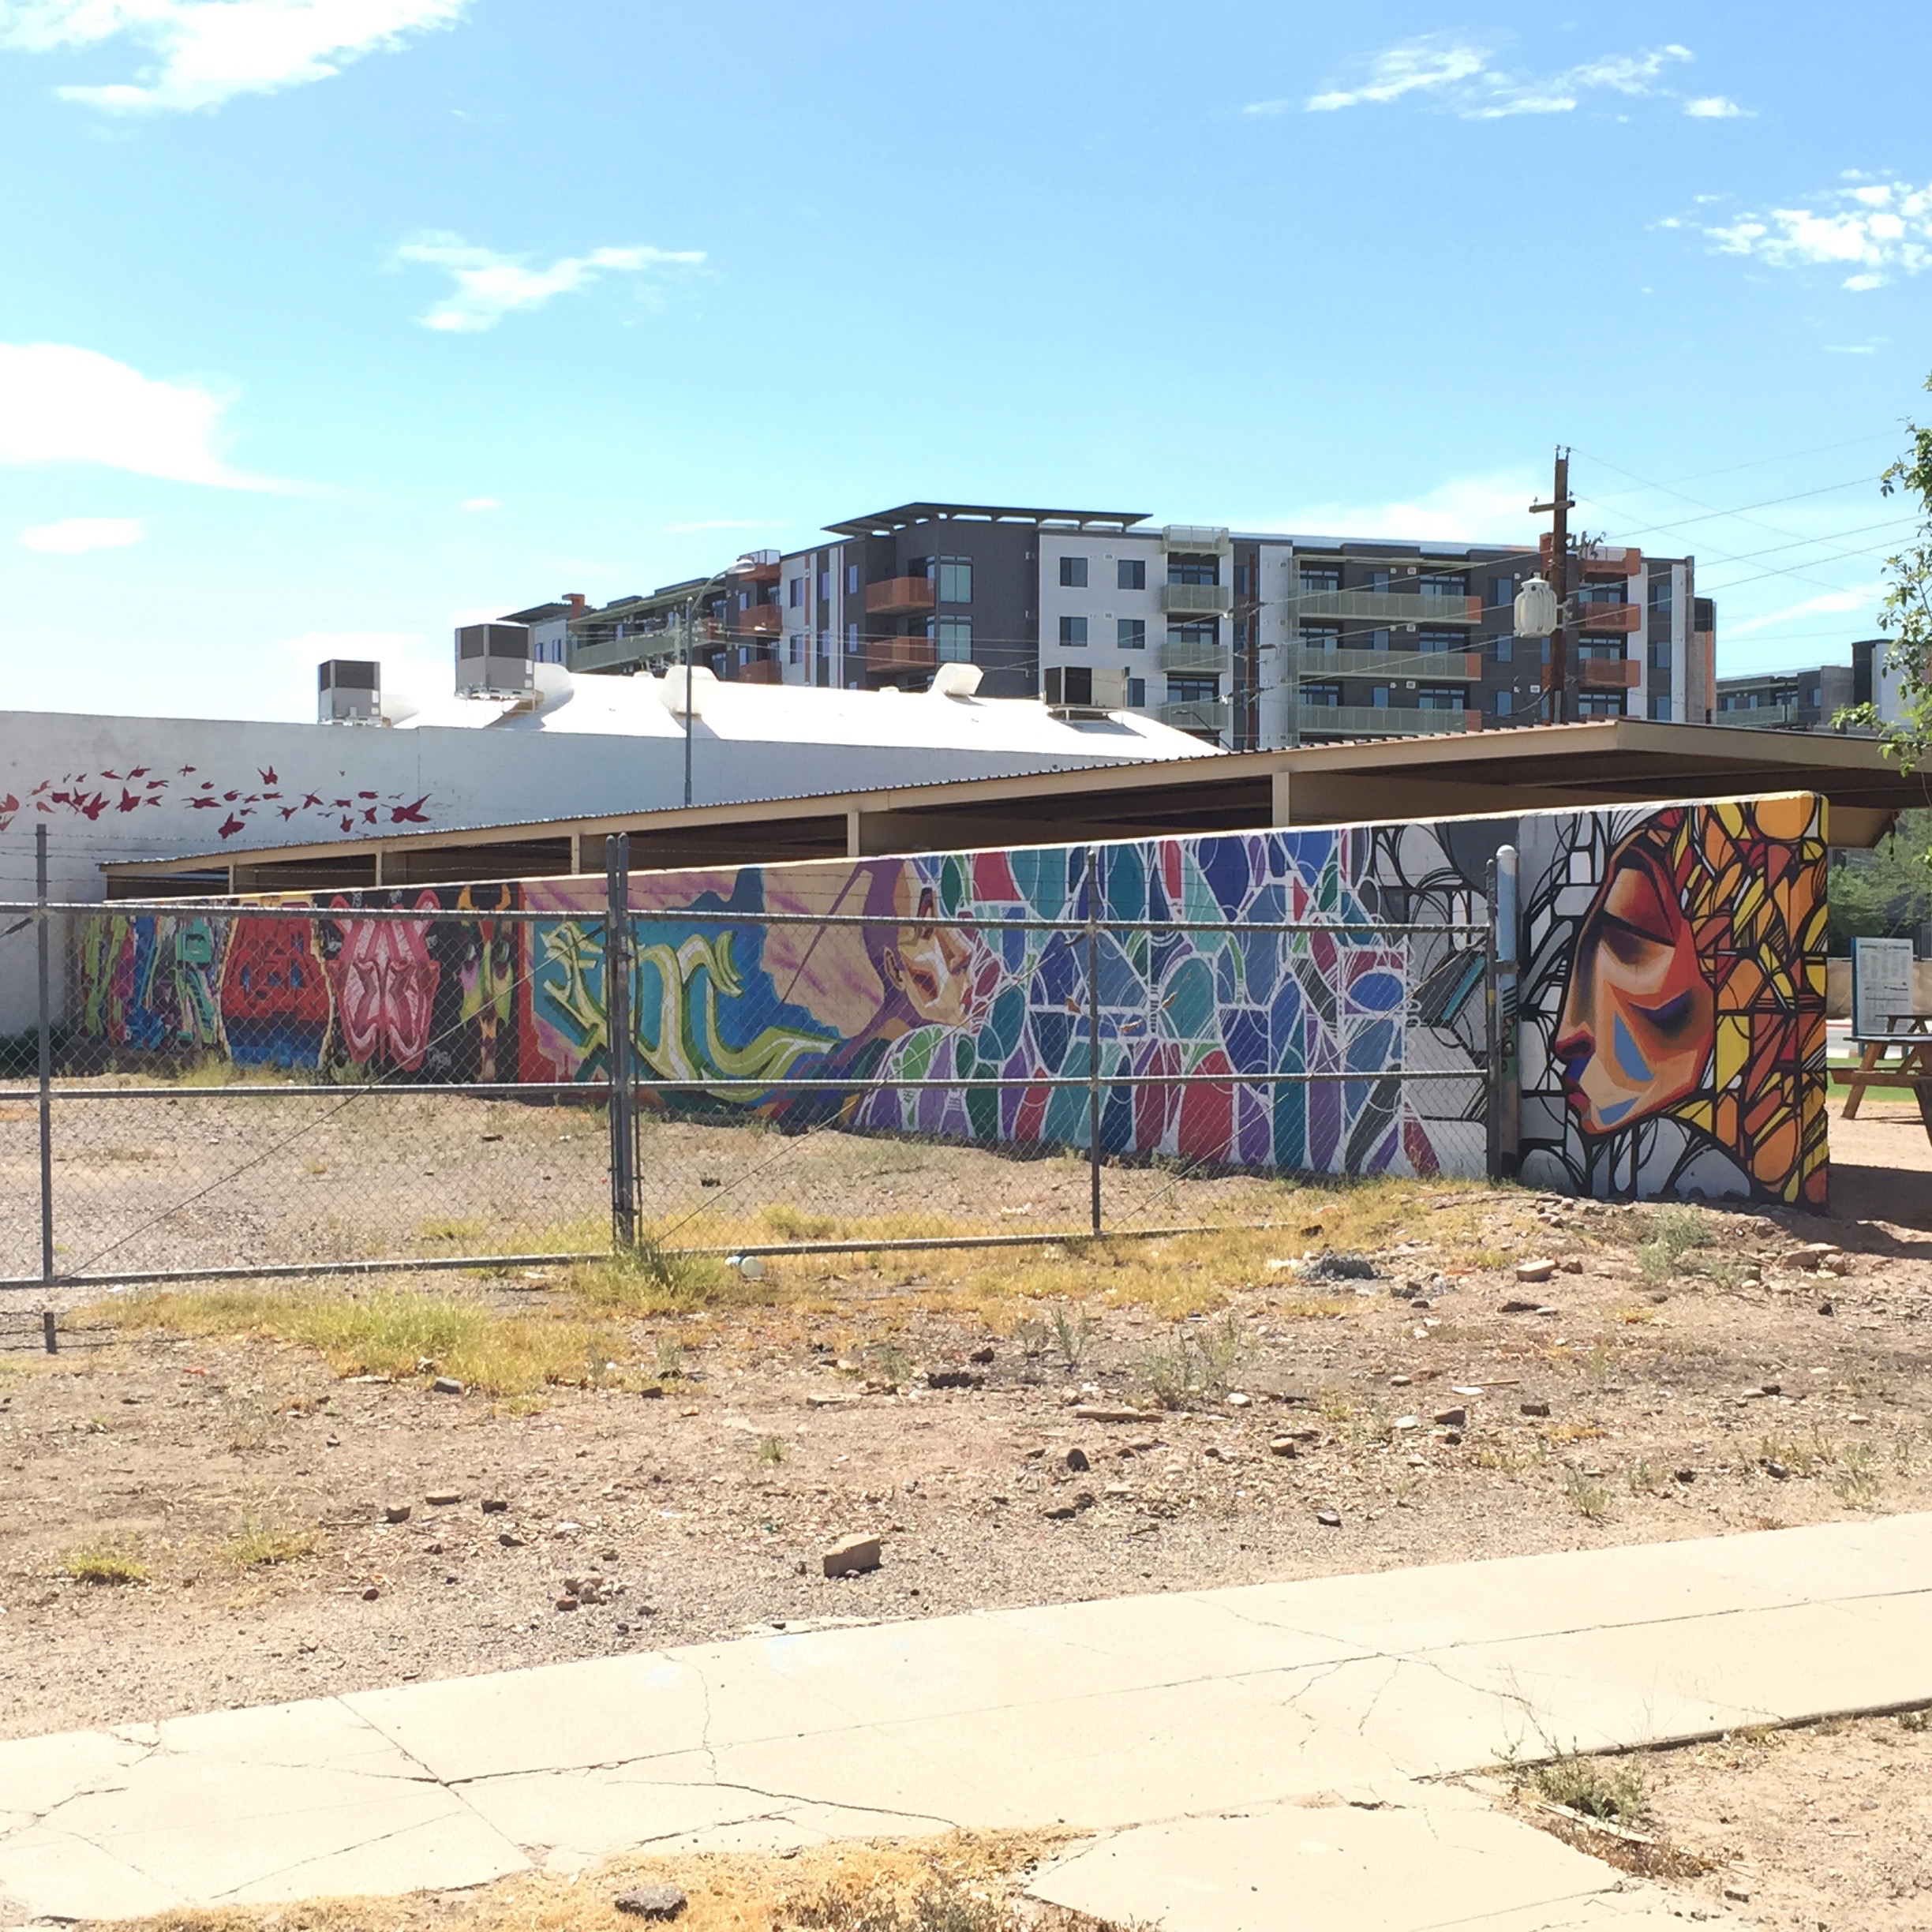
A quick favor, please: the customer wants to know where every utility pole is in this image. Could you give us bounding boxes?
[1530,448,1574,723]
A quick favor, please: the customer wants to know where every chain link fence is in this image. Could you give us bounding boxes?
[2,833,1497,1291]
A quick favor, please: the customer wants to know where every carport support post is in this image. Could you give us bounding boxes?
[605,834,638,1250]
[1484,858,1500,1181]
[36,824,53,1287]
[1085,848,1103,1237]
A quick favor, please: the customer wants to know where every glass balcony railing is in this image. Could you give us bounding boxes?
[1295,703,1470,738]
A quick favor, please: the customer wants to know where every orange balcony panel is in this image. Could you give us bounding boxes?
[1578,602,1640,635]
[866,576,935,617]
[867,635,938,672]
[1580,547,1643,578]
[1579,655,1641,690]
[735,605,782,638]
[733,657,783,684]
[741,559,781,586]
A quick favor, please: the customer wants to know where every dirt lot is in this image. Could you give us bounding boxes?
[3,1099,1930,1925]
[1508,1708,1932,1930]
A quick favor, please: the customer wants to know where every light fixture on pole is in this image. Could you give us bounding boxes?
[680,554,757,810]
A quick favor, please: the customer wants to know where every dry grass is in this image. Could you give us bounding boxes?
[96,1289,635,1398]
[62,1541,148,1586]
[95,1829,1116,1932]
[219,1517,320,1569]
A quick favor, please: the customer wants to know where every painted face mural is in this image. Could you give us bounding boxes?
[1553,831,1715,1133]
[324,897,440,1072]
[219,917,331,1068]
[882,886,998,1029]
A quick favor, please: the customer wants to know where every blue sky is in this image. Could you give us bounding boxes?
[2,0,1928,720]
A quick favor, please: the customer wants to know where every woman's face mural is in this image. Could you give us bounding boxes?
[882,886,997,1029]
[1552,833,1714,1133]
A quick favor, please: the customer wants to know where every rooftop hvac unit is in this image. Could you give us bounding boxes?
[1043,665,1127,714]
[318,658,380,724]
[455,622,534,696]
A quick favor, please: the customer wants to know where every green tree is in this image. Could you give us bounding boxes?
[1828,809,1932,951]
[1840,373,1932,763]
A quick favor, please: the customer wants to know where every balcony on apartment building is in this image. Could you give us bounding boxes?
[866,576,937,617]
[1712,701,1804,729]
[1158,633,1233,674]
[733,603,783,640]
[1295,703,1472,739]
[728,657,783,685]
[1578,654,1642,691]
[866,634,938,674]
[1577,601,1641,635]
[739,552,782,586]
[1294,590,1484,627]
[1158,582,1234,617]
[1296,645,1485,681]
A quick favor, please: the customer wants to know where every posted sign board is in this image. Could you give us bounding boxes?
[1852,935,1916,1041]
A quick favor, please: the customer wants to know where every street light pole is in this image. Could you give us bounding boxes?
[680,555,755,810]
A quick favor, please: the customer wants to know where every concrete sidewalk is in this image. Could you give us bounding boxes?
[3,1515,1928,1930]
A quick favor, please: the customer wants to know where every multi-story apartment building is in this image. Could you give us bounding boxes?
[1710,638,1904,734]
[520,503,1713,747]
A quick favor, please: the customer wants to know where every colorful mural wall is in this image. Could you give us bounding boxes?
[69,793,1829,1205]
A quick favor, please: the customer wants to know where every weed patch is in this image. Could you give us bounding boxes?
[63,1543,148,1586]
[219,1518,320,1569]
[1138,1313,1247,1410]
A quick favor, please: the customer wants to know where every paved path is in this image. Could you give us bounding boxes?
[3,1515,1929,1930]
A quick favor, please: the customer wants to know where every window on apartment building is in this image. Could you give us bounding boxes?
[1300,681,1342,707]
[1118,558,1146,590]
[1651,641,1672,672]
[1166,674,1219,703]
[1167,552,1220,586]
[845,623,859,654]
[1368,628,1391,652]
[1118,619,1146,650]
[1417,686,1466,711]
[938,557,972,603]
[938,619,972,663]
[1370,686,1392,709]
[1650,577,1672,613]
[1494,635,1514,664]
[1365,568,1390,593]
[1575,692,1627,718]
[1298,563,1341,594]
[788,635,802,665]
[1809,685,1823,707]
[1493,690,1515,717]
[1417,628,1464,653]
[818,570,832,603]
[1490,576,1515,611]
[1578,579,1627,606]
[1300,625,1340,653]
[1058,556,1088,588]
[847,563,859,596]
[1233,562,1252,597]
[1419,571,1466,597]
[1125,676,1146,708]
[788,576,806,608]
[1650,695,1673,721]
[1060,616,1088,648]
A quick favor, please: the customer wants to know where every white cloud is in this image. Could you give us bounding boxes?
[1724,582,1884,638]
[460,495,500,511]
[0,0,466,113]
[1287,36,1703,119]
[1705,178,1932,289]
[1241,473,1540,545]
[1684,95,1746,118]
[395,231,706,332]
[0,342,270,488]
[19,514,144,552]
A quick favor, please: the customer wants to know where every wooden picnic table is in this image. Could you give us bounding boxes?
[1834,1012,1932,1119]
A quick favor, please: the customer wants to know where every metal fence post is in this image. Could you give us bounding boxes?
[36,825,53,1287]
[1494,844,1520,1178]
[1085,848,1103,1237]
[1483,859,1500,1182]
[605,833,637,1250]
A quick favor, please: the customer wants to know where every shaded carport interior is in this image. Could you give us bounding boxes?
[99,720,1932,897]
